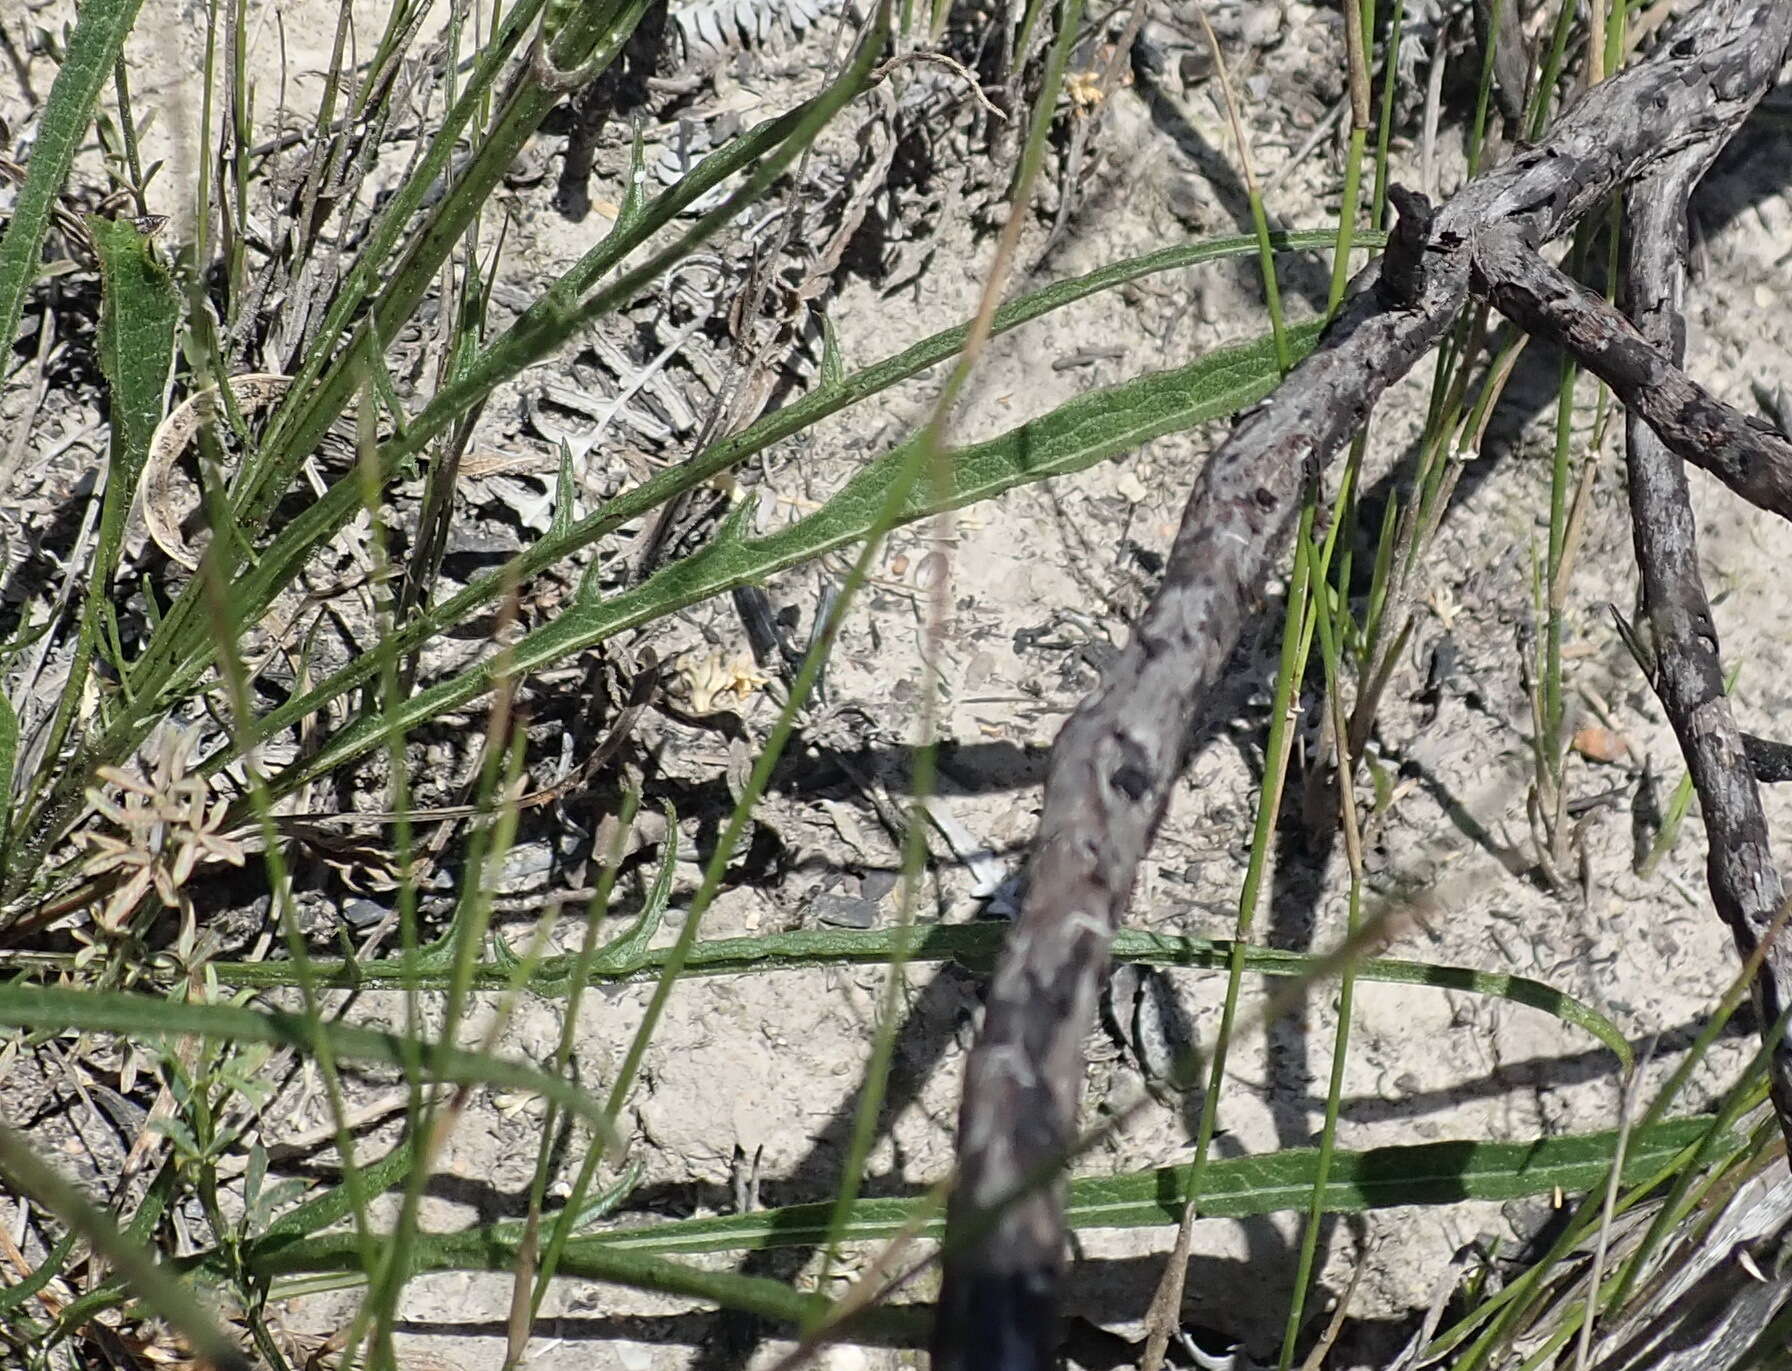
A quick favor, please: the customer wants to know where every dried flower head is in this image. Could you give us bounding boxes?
[81,728,246,931]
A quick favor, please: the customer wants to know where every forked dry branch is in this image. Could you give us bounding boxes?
[935,3,1792,1367]
[1472,222,1792,519]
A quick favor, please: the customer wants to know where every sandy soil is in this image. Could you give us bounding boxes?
[4,1,1792,1367]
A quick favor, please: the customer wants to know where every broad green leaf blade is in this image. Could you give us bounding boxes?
[271,321,1319,794]
[0,0,147,358]
[0,984,616,1143]
[89,216,178,478]
[89,214,178,580]
[587,1117,1720,1253]
[259,1134,420,1246]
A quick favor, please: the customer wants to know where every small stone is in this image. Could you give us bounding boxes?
[859,870,898,903]
[1240,4,1282,47]
[342,898,386,928]
[1571,726,1630,764]
[810,892,879,929]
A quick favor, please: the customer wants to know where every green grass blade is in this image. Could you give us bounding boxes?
[238,4,880,584]
[235,233,1374,763]
[242,1227,922,1339]
[0,983,617,1143]
[208,924,1629,1065]
[16,10,897,873]
[529,809,680,1310]
[0,1229,77,1318]
[0,687,17,861]
[0,1123,247,1371]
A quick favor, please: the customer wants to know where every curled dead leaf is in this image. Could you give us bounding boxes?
[141,374,293,570]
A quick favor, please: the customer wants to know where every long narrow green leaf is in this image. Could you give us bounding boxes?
[601,1117,1717,1254]
[0,1228,76,1318]
[84,214,178,656]
[238,231,1377,766]
[243,1118,1714,1271]
[0,1123,247,1371]
[0,688,17,860]
[265,321,1318,795]
[209,923,1628,1065]
[240,1224,923,1339]
[14,10,894,879]
[0,984,616,1142]
[0,0,146,356]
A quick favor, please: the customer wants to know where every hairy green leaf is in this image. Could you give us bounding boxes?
[271,321,1317,793]
[235,233,1373,777]
[0,0,146,357]
[89,215,178,489]
[242,1117,1715,1269]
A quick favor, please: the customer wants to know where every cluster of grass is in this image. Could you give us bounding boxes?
[0,0,1783,1367]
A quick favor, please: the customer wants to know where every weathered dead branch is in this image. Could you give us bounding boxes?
[1617,138,1792,1145]
[935,3,1792,1366]
[1473,223,1792,521]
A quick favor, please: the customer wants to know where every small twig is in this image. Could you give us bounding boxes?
[1573,1054,1644,1370]
[871,49,1008,121]
[1299,1253,1368,1371]
[1190,0,1268,209]
[1419,15,1448,199]
[1470,226,1792,522]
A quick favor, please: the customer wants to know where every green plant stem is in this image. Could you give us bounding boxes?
[1278,466,1371,1370]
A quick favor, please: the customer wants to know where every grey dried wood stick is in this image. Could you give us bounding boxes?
[934,3,1792,1367]
[1471,226,1792,521]
[1619,145,1792,1147]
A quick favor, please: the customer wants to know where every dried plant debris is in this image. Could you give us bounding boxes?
[669,0,847,70]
